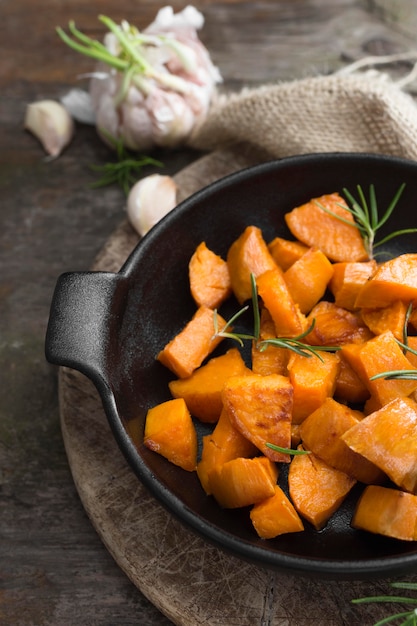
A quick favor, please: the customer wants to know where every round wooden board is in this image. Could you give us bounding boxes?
[59,146,382,626]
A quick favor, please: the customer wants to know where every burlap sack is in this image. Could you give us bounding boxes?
[189,73,417,161]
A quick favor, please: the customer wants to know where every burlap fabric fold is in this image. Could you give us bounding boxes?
[189,73,417,161]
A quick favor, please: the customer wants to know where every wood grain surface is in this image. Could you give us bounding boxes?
[3,1,417,624]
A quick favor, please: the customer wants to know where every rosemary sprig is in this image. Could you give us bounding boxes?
[315,183,417,259]
[213,273,339,360]
[266,442,311,456]
[90,131,162,194]
[352,582,417,626]
[370,305,417,381]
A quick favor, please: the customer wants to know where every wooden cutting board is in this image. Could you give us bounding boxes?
[59,146,387,626]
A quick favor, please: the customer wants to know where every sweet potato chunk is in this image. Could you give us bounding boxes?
[352,485,417,541]
[157,306,227,378]
[334,353,370,404]
[284,192,368,262]
[189,241,232,309]
[268,237,309,271]
[222,373,293,463]
[355,253,417,308]
[197,408,257,494]
[250,485,304,538]
[287,351,340,424]
[305,301,373,346]
[299,398,384,484]
[342,396,417,493]
[169,347,251,423]
[251,307,289,376]
[329,260,377,310]
[288,447,356,530]
[144,398,197,471]
[256,267,307,337]
[227,225,277,304]
[209,456,278,508]
[284,247,334,314]
[360,300,409,341]
[341,330,417,406]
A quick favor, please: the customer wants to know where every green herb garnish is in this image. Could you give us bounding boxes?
[90,131,162,194]
[266,442,311,456]
[352,582,417,625]
[213,273,339,360]
[315,183,417,259]
[370,305,417,381]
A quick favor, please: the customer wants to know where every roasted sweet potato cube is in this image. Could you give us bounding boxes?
[197,408,258,494]
[287,351,340,424]
[334,353,370,405]
[284,247,334,314]
[329,260,377,310]
[352,485,417,541]
[169,347,251,423]
[157,306,227,378]
[222,373,293,463]
[284,192,368,263]
[256,267,307,337]
[251,307,289,376]
[299,398,384,484]
[342,396,417,493]
[268,237,309,271]
[305,301,373,346]
[355,253,417,308]
[209,456,278,508]
[227,225,277,304]
[250,485,304,538]
[288,446,356,530]
[189,241,232,309]
[144,398,197,472]
[361,300,409,341]
[341,330,417,406]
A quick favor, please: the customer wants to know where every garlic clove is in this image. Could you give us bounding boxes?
[24,99,74,157]
[127,174,178,236]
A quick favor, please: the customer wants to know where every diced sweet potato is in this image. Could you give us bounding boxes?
[287,351,340,424]
[189,241,232,309]
[209,456,278,508]
[284,192,368,263]
[299,398,385,484]
[144,398,197,471]
[352,485,417,541]
[288,446,356,530]
[157,306,227,378]
[268,237,309,271]
[284,247,334,314]
[329,260,377,310]
[360,300,409,341]
[250,485,304,538]
[334,353,370,404]
[168,347,251,423]
[340,330,417,406]
[222,373,293,463]
[305,301,373,346]
[197,408,258,494]
[227,225,277,304]
[256,267,307,337]
[355,253,417,308]
[342,396,417,493]
[251,307,289,376]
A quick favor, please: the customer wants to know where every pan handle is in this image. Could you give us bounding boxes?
[45,270,127,385]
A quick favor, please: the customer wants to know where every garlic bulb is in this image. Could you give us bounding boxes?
[127,174,178,236]
[57,7,222,151]
[24,100,74,157]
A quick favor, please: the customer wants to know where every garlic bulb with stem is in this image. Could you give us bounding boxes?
[24,99,74,157]
[127,173,178,236]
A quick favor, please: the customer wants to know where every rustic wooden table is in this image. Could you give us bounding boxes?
[3,1,417,624]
